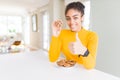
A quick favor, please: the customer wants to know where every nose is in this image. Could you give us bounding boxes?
[70,19,74,25]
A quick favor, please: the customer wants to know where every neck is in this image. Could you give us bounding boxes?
[76,26,82,32]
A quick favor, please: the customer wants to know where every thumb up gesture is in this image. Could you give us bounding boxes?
[69,33,87,55]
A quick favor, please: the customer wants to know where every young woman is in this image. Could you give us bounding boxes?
[49,2,98,69]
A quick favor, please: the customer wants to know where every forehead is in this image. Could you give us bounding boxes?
[65,9,82,16]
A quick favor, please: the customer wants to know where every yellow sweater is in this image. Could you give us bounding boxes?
[49,28,98,69]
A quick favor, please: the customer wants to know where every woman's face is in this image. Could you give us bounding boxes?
[65,9,83,32]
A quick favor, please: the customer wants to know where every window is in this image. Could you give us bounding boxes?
[23,16,30,45]
[42,12,50,51]
[32,14,37,32]
[83,1,90,30]
[0,16,22,35]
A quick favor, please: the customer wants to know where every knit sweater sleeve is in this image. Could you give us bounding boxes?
[80,32,98,69]
[49,32,63,62]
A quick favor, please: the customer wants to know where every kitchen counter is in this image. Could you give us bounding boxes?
[0,50,120,80]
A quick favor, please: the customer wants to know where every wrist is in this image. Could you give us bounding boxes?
[83,49,89,57]
[52,33,58,37]
[78,49,89,57]
[52,31,60,37]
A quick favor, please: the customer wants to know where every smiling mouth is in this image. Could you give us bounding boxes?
[71,27,75,29]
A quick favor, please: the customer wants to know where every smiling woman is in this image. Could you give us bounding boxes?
[49,1,98,69]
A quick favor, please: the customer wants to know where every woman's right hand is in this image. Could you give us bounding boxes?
[52,20,62,37]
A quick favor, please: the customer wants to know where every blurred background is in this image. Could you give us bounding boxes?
[0,0,120,78]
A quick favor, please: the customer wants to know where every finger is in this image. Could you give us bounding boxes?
[76,32,80,41]
[58,20,63,28]
[72,43,75,49]
[76,33,83,44]
[69,43,74,53]
[53,20,63,28]
[72,49,75,54]
[57,20,63,24]
[56,21,59,27]
[54,21,57,25]
[70,48,74,54]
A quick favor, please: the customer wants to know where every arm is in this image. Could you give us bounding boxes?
[49,36,62,62]
[49,20,63,62]
[79,33,98,69]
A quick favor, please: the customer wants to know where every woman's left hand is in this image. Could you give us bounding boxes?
[69,33,87,55]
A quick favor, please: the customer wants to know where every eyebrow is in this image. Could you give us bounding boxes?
[66,14,79,17]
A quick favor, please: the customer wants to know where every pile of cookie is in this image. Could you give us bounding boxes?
[57,59,76,67]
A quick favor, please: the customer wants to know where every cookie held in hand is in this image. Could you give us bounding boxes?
[57,59,76,67]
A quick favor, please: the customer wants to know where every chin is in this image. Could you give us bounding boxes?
[69,27,77,32]
[71,29,77,32]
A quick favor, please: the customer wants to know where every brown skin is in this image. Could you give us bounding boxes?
[65,9,84,32]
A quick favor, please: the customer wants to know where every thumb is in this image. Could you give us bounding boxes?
[76,32,80,41]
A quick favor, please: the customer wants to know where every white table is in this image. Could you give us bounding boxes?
[0,50,120,80]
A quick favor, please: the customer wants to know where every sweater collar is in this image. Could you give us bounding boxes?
[77,27,85,34]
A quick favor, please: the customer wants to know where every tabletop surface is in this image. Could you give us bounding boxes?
[0,50,120,80]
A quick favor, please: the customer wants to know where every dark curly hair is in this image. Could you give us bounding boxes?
[65,2,85,17]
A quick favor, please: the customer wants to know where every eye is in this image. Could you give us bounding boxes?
[66,17,70,21]
[74,17,78,20]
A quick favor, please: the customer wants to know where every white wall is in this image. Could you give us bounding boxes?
[30,12,41,49]
[91,0,120,77]
[29,0,65,49]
